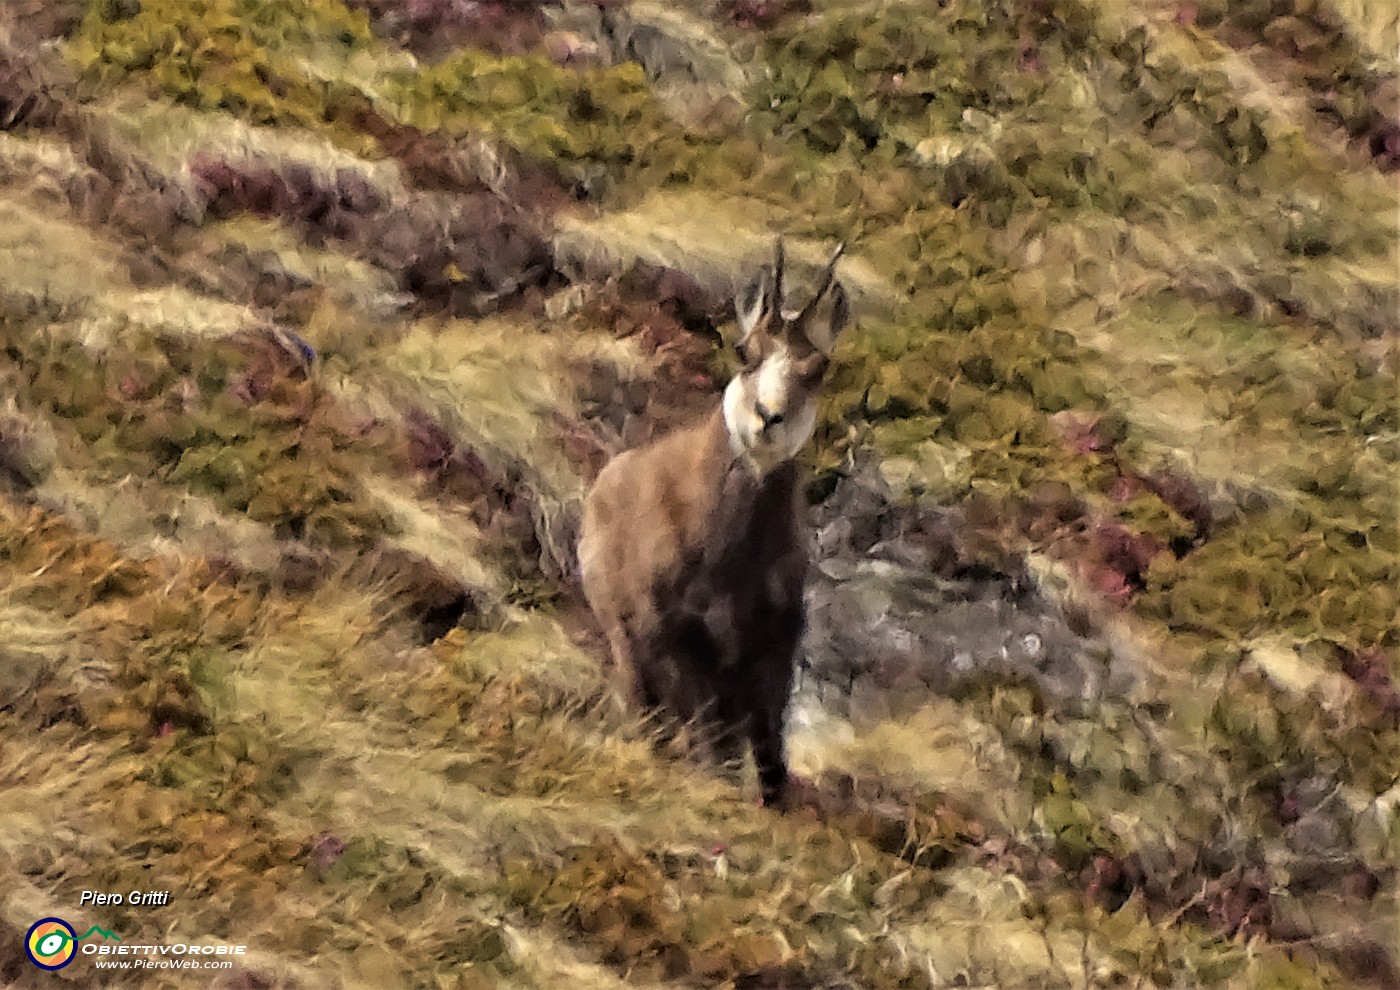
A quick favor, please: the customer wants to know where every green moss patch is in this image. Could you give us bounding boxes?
[4,320,397,549]
[69,0,379,141]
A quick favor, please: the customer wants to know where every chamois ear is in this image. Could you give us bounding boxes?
[734,264,773,364]
[795,242,850,356]
[801,282,849,356]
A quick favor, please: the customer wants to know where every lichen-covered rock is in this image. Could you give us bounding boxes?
[192,155,555,316]
[546,1,753,132]
[803,455,1136,721]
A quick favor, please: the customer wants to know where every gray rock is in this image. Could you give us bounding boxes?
[799,452,1139,728]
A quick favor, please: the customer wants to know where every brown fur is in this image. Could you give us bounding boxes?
[579,407,804,805]
[578,241,850,808]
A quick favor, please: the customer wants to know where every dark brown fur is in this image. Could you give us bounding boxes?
[580,240,849,808]
[579,404,807,805]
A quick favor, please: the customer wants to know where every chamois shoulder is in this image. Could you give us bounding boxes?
[587,413,724,511]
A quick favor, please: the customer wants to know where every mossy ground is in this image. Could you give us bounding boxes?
[0,0,1395,987]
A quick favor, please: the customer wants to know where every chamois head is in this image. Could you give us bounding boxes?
[723,239,851,474]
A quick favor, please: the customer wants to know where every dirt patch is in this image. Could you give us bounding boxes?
[347,0,550,60]
[191,155,556,317]
[350,103,578,208]
[570,259,727,449]
[0,37,74,133]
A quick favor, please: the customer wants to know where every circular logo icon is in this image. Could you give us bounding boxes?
[26,918,78,970]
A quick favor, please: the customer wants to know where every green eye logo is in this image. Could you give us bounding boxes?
[26,918,77,970]
[25,918,119,970]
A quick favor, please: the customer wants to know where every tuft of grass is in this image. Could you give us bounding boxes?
[206,215,408,317]
[96,90,409,198]
[5,319,400,551]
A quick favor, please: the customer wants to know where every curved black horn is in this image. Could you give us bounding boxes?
[797,241,846,322]
[771,237,786,312]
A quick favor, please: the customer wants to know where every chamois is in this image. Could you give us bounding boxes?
[578,240,851,808]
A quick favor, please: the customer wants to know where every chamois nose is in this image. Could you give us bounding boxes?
[755,402,784,432]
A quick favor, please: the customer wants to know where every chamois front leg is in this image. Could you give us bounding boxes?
[749,700,790,808]
[604,622,659,711]
[744,599,803,808]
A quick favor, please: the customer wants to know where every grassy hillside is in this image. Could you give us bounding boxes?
[0,0,1396,987]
